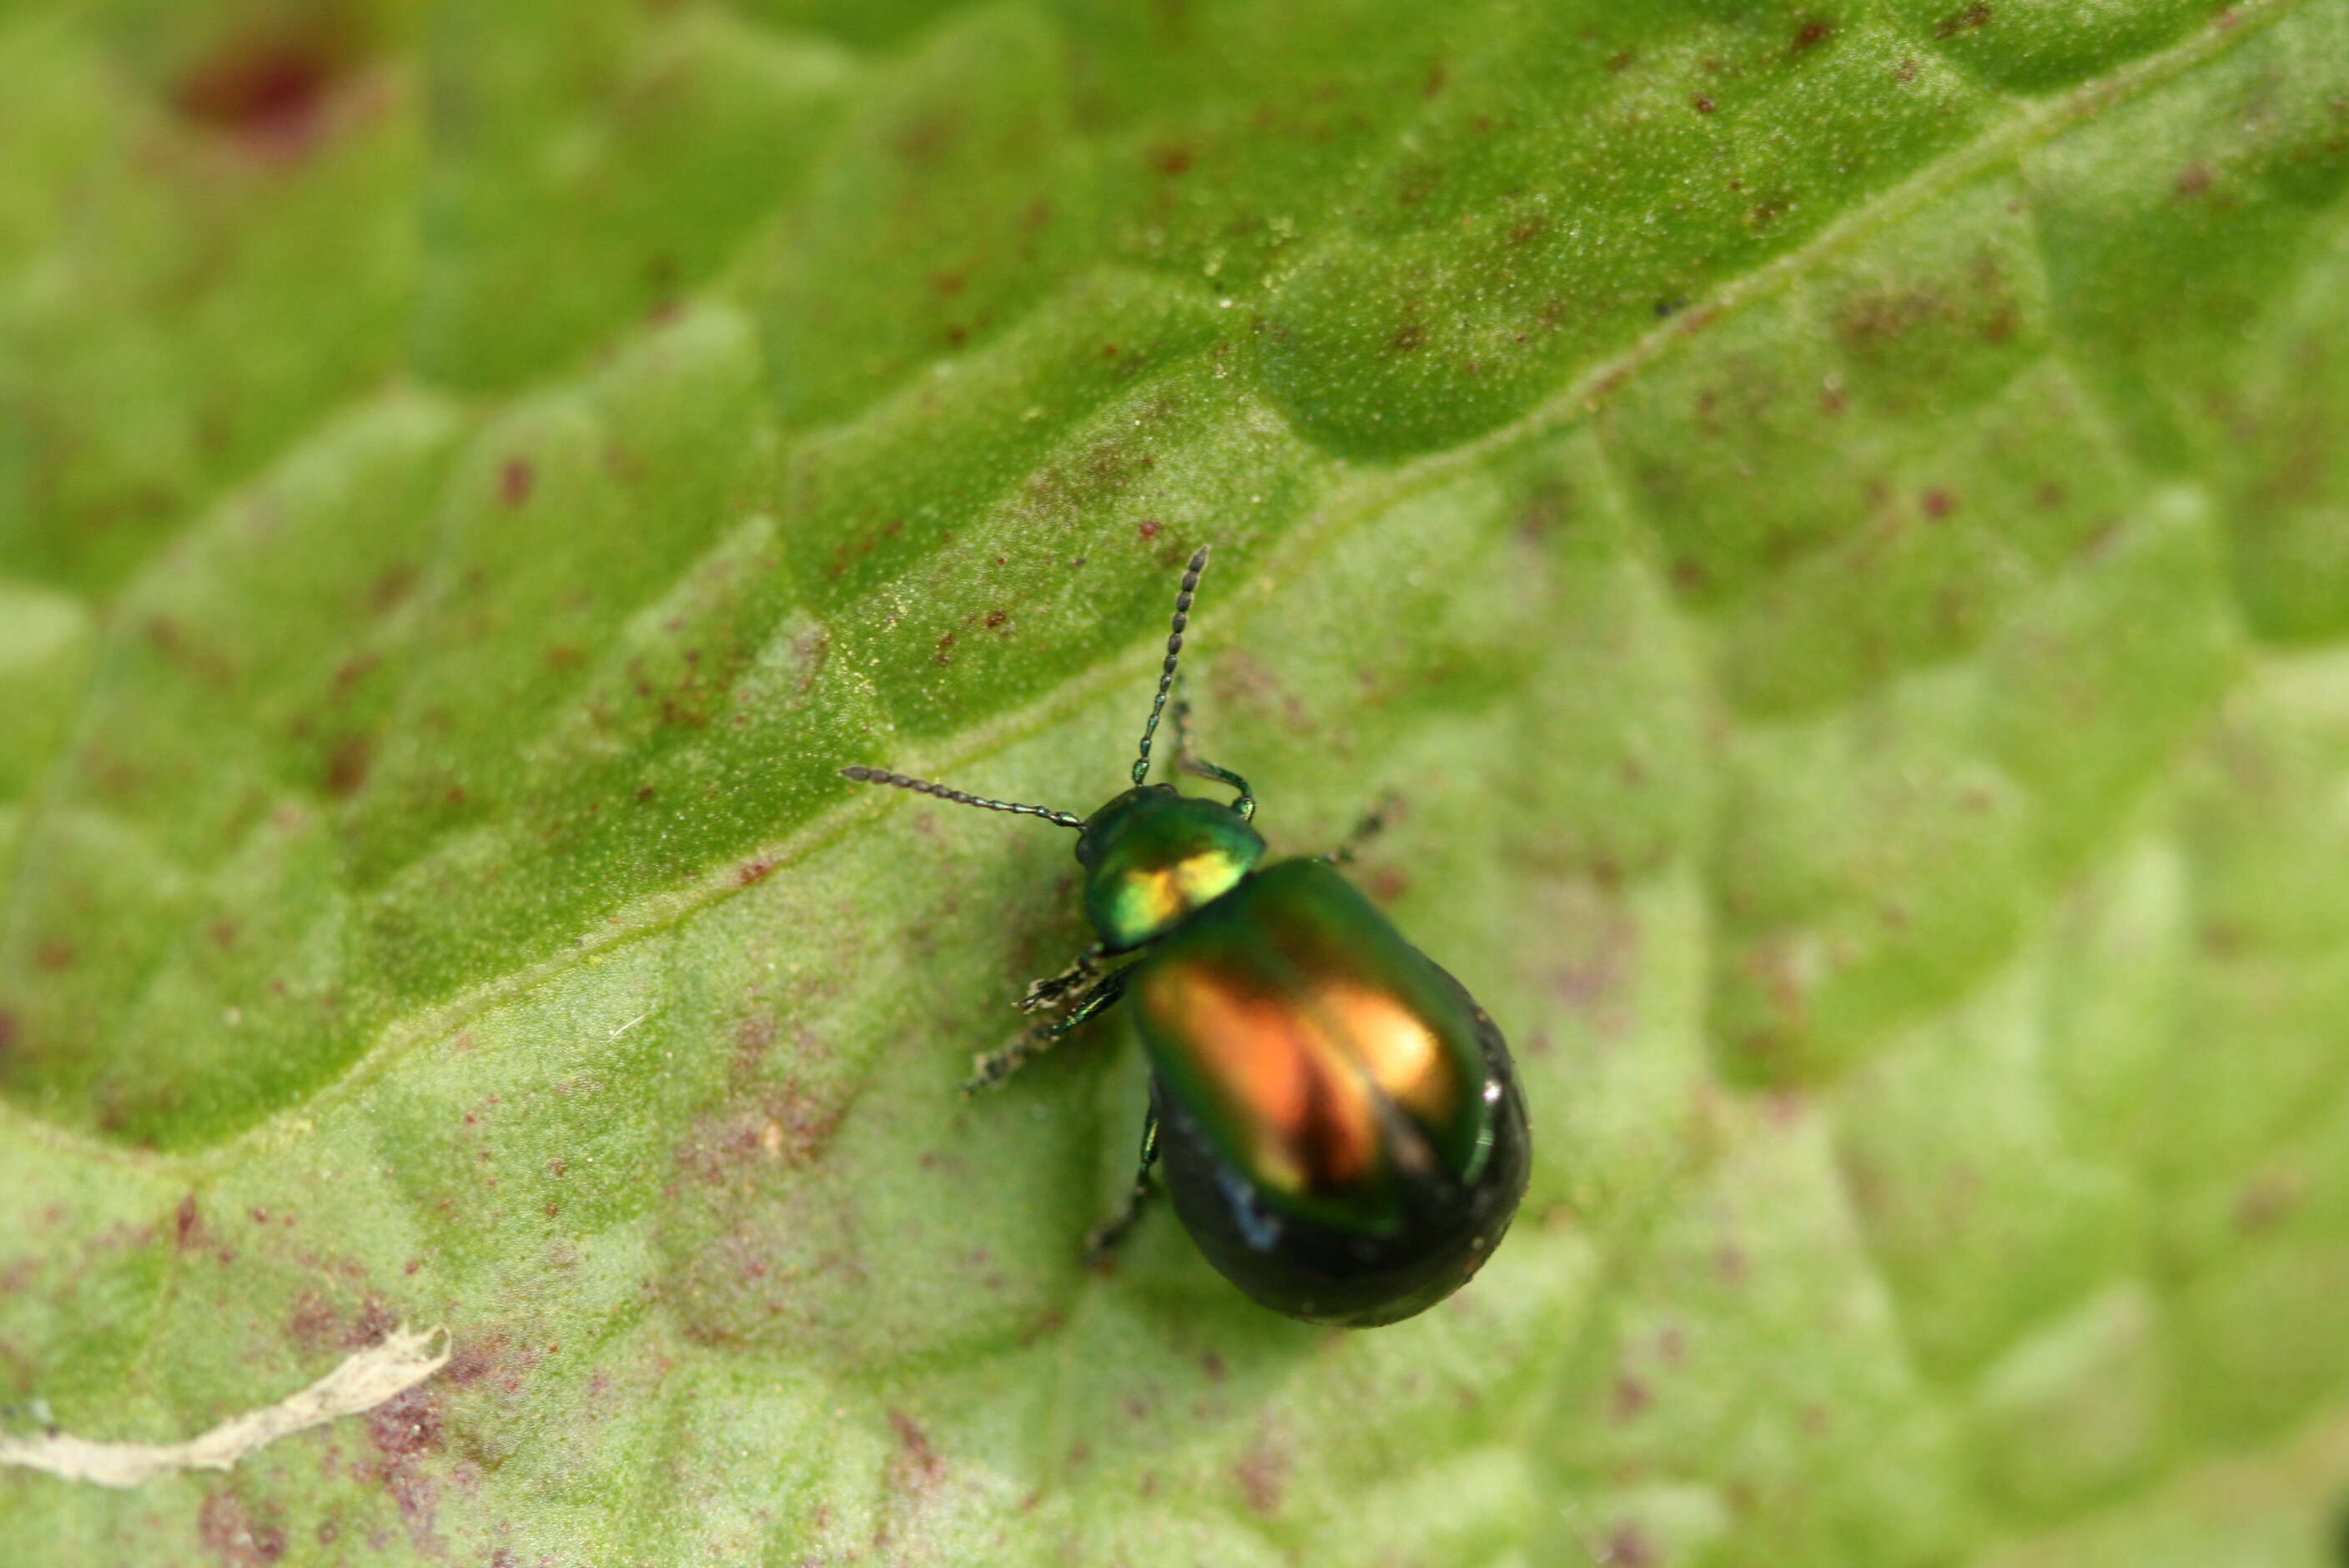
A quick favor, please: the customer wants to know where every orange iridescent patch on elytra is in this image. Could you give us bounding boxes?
[1129,857,1493,1220]
[1136,962,1415,1201]
[1314,981,1461,1133]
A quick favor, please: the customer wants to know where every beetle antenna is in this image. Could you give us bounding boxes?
[1132,545,1210,787]
[839,766,1084,829]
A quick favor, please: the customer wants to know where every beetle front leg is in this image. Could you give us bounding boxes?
[1019,942,1109,1017]
[963,967,1128,1095]
[1083,1098,1161,1267]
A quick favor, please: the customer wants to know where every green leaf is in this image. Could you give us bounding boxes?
[4,1,2348,1561]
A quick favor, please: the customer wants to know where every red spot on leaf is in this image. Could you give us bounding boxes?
[175,31,347,161]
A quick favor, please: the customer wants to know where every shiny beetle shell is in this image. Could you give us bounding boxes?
[1132,858,1530,1325]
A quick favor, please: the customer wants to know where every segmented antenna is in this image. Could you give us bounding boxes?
[1132,545,1210,787]
[838,766,1084,829]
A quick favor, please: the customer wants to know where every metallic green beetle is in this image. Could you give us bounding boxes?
[842,548,1529,1326]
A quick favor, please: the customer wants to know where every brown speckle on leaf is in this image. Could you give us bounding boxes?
[1934,3,1991,38]
[366,1388,442,1462]
[365,565,416,615]
[175,1194,209,1252]
[324,735,372,798]
[174,29,349,161]
[329,651,380,696]
[1605,1522,1659,1568]
[1838,289,1950,347]
[1234,1431,1289,1515]
[199,1489,287,1565]
[887,1410,945,1494]
[2234,1170,2306,1231]
[498,457,533,506]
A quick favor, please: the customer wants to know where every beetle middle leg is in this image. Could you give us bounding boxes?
[1082,1099,1161,1266]
[963,967,1128,1094]
[1171,676,1254,821]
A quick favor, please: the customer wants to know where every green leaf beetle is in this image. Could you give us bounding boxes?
[842,548,1530,1326]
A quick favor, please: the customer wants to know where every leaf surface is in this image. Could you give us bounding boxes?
[4,2,2348,1562]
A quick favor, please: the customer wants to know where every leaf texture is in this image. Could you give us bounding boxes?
[3,1,2347,1561]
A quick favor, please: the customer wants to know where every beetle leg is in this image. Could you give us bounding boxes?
[963,967,1128,1094]
[1171,676,1255,821]
[1328,791,1404,867]
[1082,1100,1162,1266]
[1019,942,1108,1016]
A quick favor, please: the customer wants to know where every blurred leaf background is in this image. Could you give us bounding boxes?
[4,0,2349,1562]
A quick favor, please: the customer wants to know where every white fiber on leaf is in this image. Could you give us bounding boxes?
[0,1324,451,1490]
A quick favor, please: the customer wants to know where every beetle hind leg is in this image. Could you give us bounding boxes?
[1083,1101,1162,1268]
